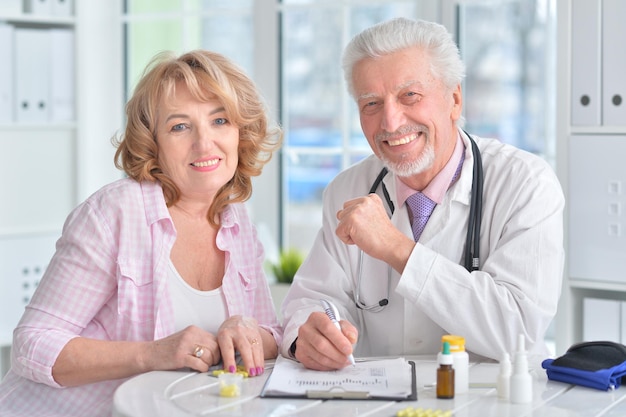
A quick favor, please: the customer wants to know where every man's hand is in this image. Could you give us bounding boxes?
[294,312,358,371]
[336,193,414,273]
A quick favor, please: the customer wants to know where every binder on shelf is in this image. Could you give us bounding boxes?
[24,0,53,15]
[570,0,601,126]
[14,28,51,123]
[51,0,73,17]
[602,0,626,126]
[50,28,75,122]
[260,355,417,401]
[0,24,13,124]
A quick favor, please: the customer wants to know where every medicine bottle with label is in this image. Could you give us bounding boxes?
[438,335,469,394]
[437,341,455,399]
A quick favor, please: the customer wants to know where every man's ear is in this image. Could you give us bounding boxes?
[450,84,463,122]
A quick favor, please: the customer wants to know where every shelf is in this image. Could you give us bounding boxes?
[570,126,626,135]
[569,279,626,293]
[0,14,74,27]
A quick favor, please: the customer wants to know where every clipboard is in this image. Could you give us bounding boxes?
[260,356,417,401]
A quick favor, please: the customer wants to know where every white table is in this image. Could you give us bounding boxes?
[112,356,626,417]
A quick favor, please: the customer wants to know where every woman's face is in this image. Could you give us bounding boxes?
[155,81,240,202]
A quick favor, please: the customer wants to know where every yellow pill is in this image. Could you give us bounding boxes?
[219,384,240,397]
[212,369,226,377]
[396,407,413,417]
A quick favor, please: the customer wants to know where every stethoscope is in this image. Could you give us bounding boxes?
[355,131,484,312]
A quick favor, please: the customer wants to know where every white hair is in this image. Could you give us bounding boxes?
[342,17,466,98]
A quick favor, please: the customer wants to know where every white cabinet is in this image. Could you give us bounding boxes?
[569,135,626,284]
[583,297,626,345]
[0,7,77,377]
[583,298,621,343]
[0,7,78,236]
[0,0,123,375]
[556,1,626,355]
[571,0,626,127]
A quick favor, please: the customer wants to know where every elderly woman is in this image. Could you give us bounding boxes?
[0,50,283,416]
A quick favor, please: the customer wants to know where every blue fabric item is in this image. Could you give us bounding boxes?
[542,358,626,391]
[541,341,626,391]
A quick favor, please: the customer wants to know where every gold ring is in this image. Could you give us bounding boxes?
[193,345,204,358]
[250,338,259,345]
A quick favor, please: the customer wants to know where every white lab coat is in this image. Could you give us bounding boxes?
[280,131,564,361]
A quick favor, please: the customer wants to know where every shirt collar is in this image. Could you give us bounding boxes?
[396,131,465,206]
[141,180,172,225]
[220,203,238,230]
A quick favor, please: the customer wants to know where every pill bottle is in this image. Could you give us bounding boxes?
[437,341,455,399]
[439,335,469,394]
[218,373,243,397]
[510,334,532,404]
[497,352,511,400]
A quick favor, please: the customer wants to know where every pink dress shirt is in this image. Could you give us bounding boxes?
[0,179,282,417]
[396,132,465,206]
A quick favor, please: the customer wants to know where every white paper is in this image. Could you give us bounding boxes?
[262,356,413,398]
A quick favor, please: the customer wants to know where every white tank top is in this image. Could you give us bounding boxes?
[167,260,228,335]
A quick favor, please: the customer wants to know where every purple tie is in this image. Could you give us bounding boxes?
[406,192,437,241]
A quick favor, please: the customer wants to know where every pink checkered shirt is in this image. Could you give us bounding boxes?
[0,179,282,417]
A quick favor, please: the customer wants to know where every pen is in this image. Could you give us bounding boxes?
[320,299,356,366]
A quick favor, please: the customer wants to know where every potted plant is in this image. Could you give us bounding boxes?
[268,248,304,318]
[270,248,304,284]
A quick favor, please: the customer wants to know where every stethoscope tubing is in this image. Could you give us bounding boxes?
[355,131,483,311]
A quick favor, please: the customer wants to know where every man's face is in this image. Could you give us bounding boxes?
[352,46,462,188]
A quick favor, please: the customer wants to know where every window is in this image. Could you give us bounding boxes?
[281,0,556,254]
[280,1,420,253]
[457,0,556,162]
[123,0,254,96]
[122,0,556,258]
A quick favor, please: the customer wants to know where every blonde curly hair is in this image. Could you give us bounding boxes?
[114,50,282,225]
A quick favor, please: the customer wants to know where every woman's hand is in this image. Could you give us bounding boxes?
[52,325,220,386]
[217,315,276,377]
[147,325,220,373]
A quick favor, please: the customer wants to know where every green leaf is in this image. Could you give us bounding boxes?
[271,248,304,284]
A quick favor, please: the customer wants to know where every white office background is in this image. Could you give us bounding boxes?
[0,0,558,378]
[122,0,556,259]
